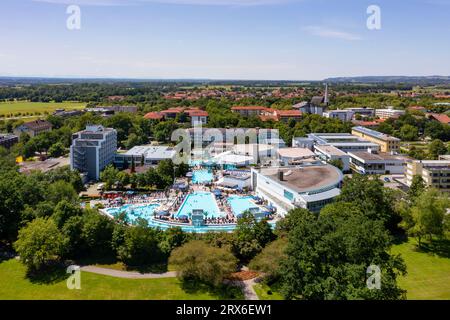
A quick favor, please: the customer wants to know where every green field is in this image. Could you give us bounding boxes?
[0,259,238,300]
[253,283,283,300]
[0,101,86,117]
[392,238,450,300]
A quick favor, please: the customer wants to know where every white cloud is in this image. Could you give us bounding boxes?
[303,26,362,41]
[32,0,298,6]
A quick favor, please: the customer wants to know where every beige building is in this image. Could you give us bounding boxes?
[352,126,401,153]
[406,160,450,193]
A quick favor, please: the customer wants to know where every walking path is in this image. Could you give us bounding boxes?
[242,278,260,300]
[81,265,261,300]
[80,266,177,279]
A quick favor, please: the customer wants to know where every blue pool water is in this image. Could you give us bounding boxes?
[176,192,223,219]
[227,196,260,216]
[106,204,160,225]
[192,170,214,184]
[104,196,274,233]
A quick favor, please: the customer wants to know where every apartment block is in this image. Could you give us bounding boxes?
[70,125,117,181]
[406,160,450,193]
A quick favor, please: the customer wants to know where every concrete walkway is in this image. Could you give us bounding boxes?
[242,278,260,300]
[80,266,177,279]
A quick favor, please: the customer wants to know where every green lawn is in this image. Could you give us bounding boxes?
[0,101,86,117]
[391,238,450,300]
[0,259,239,300]
[253,283,283,300]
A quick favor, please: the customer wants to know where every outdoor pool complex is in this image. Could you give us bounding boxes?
[192,170,213,184]
[227,195,260,216]
[176,192,223,219]
[104,193,272,233]
[106,204,160,224]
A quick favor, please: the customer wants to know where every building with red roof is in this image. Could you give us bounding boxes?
[231,106,268,117]
[426,113,450,125]
[144,112,164,120]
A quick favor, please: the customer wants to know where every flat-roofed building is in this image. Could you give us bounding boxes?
[323,110,354,122]
[348,150,409,175]
[314,144,351,172]
[70,125,117,181]
[352,126,401,153]
[375,107,406,120]
[251,165,343,214]
[115,145,177,168]
[306,133,380,153]
[346,107,375,117]
[406,160,450,193]
[216,170,251,190]
[0,133,19,149]
[292,137,315,150]
[277,147,316,165]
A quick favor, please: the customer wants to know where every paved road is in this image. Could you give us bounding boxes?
[80,266,177,279]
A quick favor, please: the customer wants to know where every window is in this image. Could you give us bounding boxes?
[284,190,294,201]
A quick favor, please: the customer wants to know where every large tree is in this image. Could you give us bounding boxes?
[232,212,274,262]
[169,240,237,287]
[337,175,400,233]
[400,189,449,246]
[279,210,406,300]
[14,218,67,271]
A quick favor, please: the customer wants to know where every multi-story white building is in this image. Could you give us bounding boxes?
[306,133,380,153]
[251,165,343,214]
[348,150,409,175]
[314,144,351,172]
[70,125,117,181]
[114,145,177,168]
[375,107,406,120]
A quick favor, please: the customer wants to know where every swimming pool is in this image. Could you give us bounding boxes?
[176,192,223,219]
[192,170,214,184]
[105,204,161,225]
[227,196,261,216]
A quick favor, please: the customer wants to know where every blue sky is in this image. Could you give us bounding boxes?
[0,0,449,80]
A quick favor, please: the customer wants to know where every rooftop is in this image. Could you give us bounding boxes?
[352,126,401,142]
[277,147,315,159]
[144,112,164,120]
[348,151,410,162]
[427,113,450,124]
[314,144,348,156]
[257,165,342,193]
[275,110,303,117]
[124,145,176,159]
